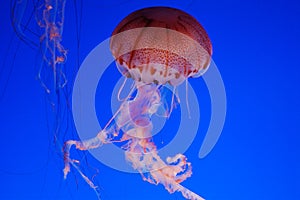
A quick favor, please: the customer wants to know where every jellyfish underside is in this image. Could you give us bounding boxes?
[63,82,204,200]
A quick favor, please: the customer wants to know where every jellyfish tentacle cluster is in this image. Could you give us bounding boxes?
[64,83,204,200]
[38,0,68,92]
[11,0,68,93]
[63,7,212,200]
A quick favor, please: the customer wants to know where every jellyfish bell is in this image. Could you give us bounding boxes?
[110,6,212,86]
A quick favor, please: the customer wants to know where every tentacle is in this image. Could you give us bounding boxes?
[37,0,67,94]
[63,83,203,199]
[185,78,191,118]
[63,123,121,179]
[122,83,204,199]
[125,139,204,200]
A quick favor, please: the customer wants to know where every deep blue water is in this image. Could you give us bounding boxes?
[0,0,299,199]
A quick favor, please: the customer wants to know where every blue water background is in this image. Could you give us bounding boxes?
[0,0,299,199]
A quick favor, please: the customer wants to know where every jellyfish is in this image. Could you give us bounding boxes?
[8,0,70,146]
[8,0,84,151]
[6,0,80,195]
[63,7,212,200]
